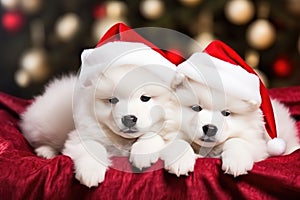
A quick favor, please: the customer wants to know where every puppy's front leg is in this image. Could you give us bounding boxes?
[63,130,111,188]
[129,132,165,170]
[160,138,196,176]
[221,138,257,177]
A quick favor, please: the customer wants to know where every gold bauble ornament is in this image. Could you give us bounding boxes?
[225,0,255,25]
[106,1,127,19]
[245,50,259,68]
[195,32,215,49]
[15,69,31,88]
[20,0,42,14]
[92,17,128,43]
[246,19,276,50]
[140,0,164,20]
[55,13,80,42]
[20,48,49,82]
[287,0,300,17]
[0,0,19,10]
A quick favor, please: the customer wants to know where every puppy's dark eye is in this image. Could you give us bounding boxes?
[140,95,151,102]
[191,105,202,112]
[108,97,119,104]
[221,110,231,116]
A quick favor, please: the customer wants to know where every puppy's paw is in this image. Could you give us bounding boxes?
[130,143,160,170]
[35,145,58,159]
[221,151,254,177]
[74,157,108,188]
[129,133,165,170]
[129,152,159,170]
[164,146,196,176]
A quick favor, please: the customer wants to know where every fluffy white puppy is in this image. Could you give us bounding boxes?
[20,41,185,187]
[175,52,300,177]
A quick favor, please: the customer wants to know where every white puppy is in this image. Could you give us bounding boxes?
[20,41,185,187]
[175,52,300,177]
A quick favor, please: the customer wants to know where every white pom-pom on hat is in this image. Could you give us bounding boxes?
[267,137,286,156]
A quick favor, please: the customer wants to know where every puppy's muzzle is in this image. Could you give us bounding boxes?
[202,124,218,137]
[122,115,138,128]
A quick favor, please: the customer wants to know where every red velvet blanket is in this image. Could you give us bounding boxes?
[0,87,300,199]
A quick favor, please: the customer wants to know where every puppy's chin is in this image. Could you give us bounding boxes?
[194,139,219,148]
[115,130,144,139]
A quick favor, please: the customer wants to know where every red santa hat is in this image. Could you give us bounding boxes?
[78,22,184,88]
[93,23,285,156]
[177,50,286,155]
[203,41,286,155]
[95,22,184,65]
[79,41,177,88]
[177,52,261,106]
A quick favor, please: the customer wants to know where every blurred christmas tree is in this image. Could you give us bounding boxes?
[0,0,299,98]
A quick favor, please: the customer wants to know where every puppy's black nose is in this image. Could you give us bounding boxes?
[122,115,137,128]
[202,124,218,137]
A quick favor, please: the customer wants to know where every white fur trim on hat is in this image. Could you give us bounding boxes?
[177,52,261,104]
[79,41,177,87]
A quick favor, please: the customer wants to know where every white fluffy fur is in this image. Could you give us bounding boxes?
[20,42,197,185]
[20,75,76,158]
[271,99,300,154]
[173,77,300,177]
[21,42,298,184]
[20,63,187,187]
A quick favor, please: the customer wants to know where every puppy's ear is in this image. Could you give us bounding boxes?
[80,49,94,66]
[79,71,103,88]
[81,74,96,88]
[232,99,261,113]
[78,49,97,88]
[171,72,186,89]
[244,99,261,111]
